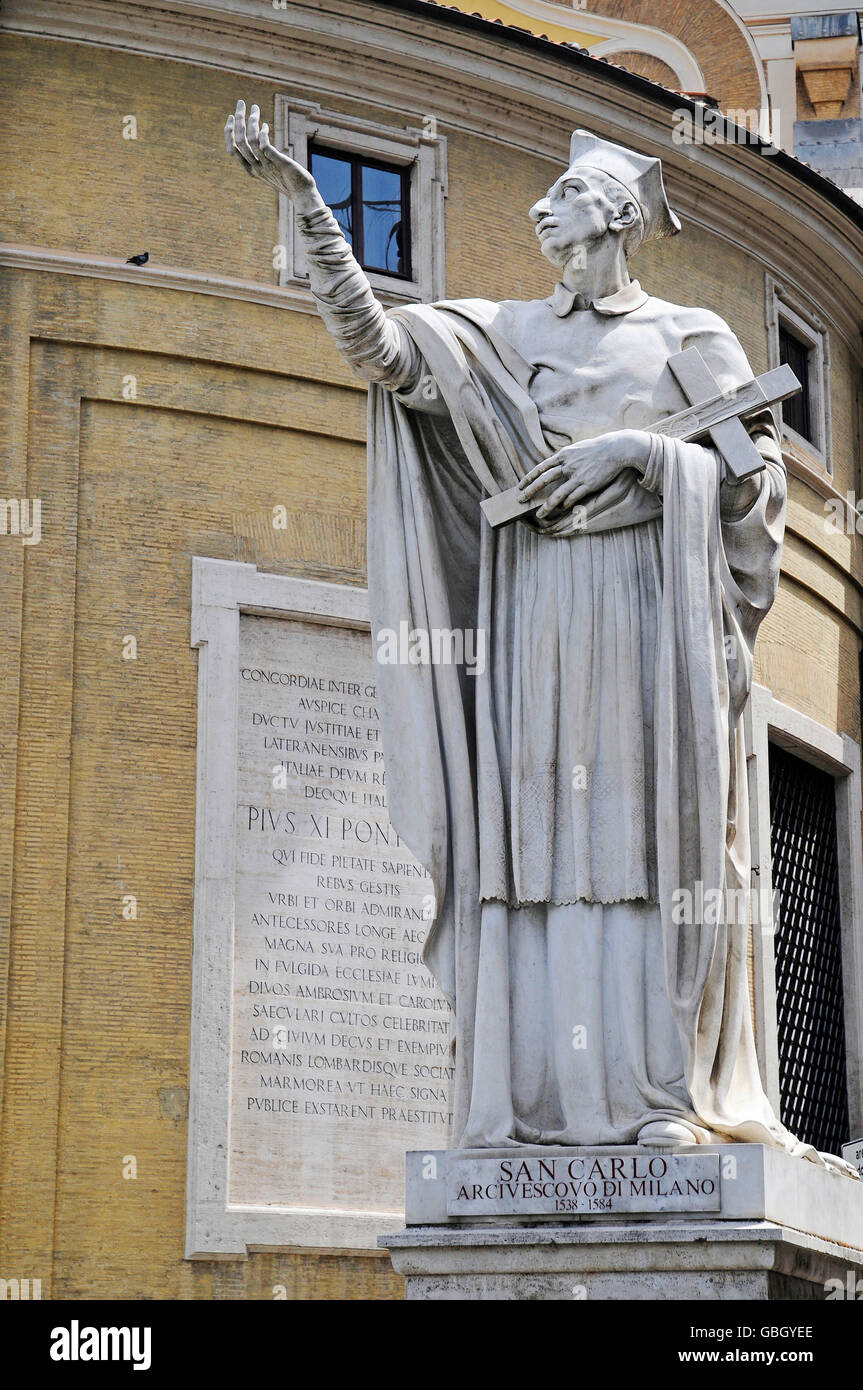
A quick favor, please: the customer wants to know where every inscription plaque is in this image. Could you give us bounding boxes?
[444,1152,721,1217]
[230,613,452,1209]
[186,561,452,1255]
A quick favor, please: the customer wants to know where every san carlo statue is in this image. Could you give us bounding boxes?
[226,100,856,1176]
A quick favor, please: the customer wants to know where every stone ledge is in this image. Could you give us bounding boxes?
[380,1219,863,1300]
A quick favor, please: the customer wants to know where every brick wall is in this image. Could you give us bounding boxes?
[579,0,763,108]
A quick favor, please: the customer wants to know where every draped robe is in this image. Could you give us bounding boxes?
[366,281,811,1155]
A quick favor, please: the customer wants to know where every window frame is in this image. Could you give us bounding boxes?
[275,98,447,305]
[766,273,832,473]
[308,142,412,280]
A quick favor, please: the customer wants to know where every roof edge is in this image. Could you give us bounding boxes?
[378,0,863,237]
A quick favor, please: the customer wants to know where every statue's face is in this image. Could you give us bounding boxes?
[529,168,632,267]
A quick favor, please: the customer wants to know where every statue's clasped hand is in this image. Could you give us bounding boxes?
[518,429,654,531]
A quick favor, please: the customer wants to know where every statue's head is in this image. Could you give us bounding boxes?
[529,130,681,269]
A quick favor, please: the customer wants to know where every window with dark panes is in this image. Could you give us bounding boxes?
[778,321,814,444]
[768,743,850,1155]
[309,145,410,279]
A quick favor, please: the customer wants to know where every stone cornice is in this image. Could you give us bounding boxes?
[0,242,320,314]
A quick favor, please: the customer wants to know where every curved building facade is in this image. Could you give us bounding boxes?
[1,0,862,1299]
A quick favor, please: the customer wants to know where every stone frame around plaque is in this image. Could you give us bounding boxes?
[185,557,407,1258]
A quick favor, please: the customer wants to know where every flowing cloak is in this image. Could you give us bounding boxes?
[366,295,802,1153]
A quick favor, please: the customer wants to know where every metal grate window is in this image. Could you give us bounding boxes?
[778,322,814,444]
[768,743,850,1154]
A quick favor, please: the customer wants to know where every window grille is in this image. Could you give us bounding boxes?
[768,743,850,1154]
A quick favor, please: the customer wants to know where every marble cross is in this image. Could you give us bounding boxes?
[481,348,801,527]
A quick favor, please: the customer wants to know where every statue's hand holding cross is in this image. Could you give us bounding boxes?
[518,428,656,533]
[485,350,801,529]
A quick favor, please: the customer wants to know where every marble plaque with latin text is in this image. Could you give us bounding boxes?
[229,613,452,1210]
[186,561,452,1256]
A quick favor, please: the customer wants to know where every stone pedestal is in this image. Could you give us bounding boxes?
[379,1145,863,1300]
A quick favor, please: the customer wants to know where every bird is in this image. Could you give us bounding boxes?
[125,251,149,266]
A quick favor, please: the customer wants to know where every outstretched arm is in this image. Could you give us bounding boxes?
[225,100,419,390]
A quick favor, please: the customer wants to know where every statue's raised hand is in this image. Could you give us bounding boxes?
[225,100,322,214]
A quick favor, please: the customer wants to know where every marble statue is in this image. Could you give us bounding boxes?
[225,101,853,1173]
